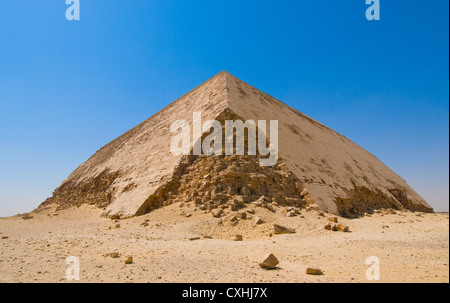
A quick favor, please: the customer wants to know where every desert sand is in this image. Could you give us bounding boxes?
[0,203,447,283]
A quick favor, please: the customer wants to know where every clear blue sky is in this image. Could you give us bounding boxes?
[0,1,448,216]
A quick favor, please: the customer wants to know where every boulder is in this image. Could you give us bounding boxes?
[233,234,243,241]
[306,267,323,275]
[254,216,264,224]
[259,253,279,269]
[273,224,296,234]
[211,209,223,218]
[336,223,349,232]
[327,216,338,223]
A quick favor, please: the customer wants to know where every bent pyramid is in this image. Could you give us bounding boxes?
[40,71,433,218]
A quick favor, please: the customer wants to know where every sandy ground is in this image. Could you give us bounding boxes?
[0,203,448,283]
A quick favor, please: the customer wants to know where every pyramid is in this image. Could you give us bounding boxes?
[40,71,433,218]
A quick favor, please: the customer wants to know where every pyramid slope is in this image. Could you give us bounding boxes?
[42,72,229,218]
[224,72,432,215]
[41,71,432,218]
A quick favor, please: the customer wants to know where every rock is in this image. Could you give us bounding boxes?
[22,213,33,220]
[110,214,121,220]
[331,224,338,231]
[1,236,9,239]
[233,234,243,241]
[114,223,121,229]
[324,223,332,230]
[318,212,325,217]
[124,256,133,264]
[185,213,192,218]
[189,236,201,241]
[336,223,349,232]
[306,267,323,275]
[309,203,320,211]
[109,252,120,258]
[254,216,264,224]
[327,216,338,223]
[259,253,279,269]
[266,204,276,212]
[233,196,245,207]
[301,189,308,197]
[238,212,247,220]
[211,209,223,218]
[247,208,255,214]
[287,211,295,217]
[273,224,296,234]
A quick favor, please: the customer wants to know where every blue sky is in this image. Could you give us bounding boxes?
[0,0,448,216]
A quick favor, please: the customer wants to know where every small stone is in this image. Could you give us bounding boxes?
[247,208,255,214]
[2,236,9,239]
[109,252,120,258]
[211,209,223,218]
[254,216,264,224]
[259,253,279,269]
[233,234,243,241]
[114,223,121,229]
[185,213,192,218]
[124,256,133,264]
[22,213,33,220]
[324,223,332,230]
[189,236,201,241]
[336,223,349,232]
[306,267,323,275]
[273,224,296,234]
[327,216,338,223]
[238,212,247,220]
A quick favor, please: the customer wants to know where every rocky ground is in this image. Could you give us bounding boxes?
[0,202,448,283]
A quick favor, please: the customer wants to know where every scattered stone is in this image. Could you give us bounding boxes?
[185,213,192,218]
[238,212,247,220]
[259,253,279,269]
[254,216,264,225]
[189,236,201,241]
[2,236,8,239]
[114,223,121,229]
[336,223,349,232]
[318,212,325,217]
[306,267,323,275]
[247,208,255,214]
[233,234,243,241]
[327,216,338,223]
[324,223,332,230]
[211,209,223,218]
[301,189,308,197]
[273,224,296,234]
[22,213,33,220]
[124,256,133,264]
[108,252,120,258]
[331,224,338,231]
